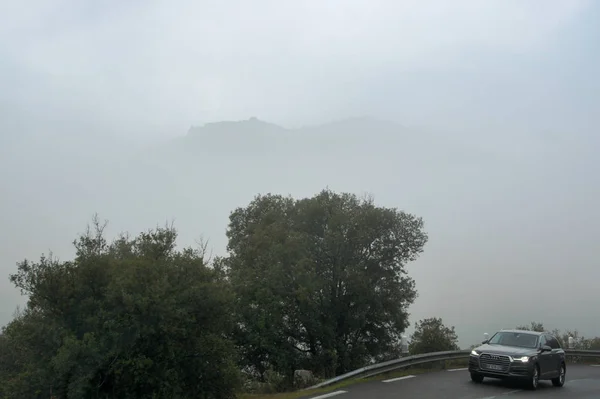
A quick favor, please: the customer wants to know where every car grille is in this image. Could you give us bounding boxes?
[479,353,510,373]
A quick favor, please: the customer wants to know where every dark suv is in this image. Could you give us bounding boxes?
[468,329,566,390]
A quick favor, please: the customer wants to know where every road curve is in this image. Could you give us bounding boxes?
[304,364,600,399]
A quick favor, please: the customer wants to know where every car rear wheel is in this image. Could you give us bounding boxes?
[526,365,540,390]
[552,363,566,387]
[470,372,484,383]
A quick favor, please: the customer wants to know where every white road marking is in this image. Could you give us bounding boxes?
[309,391,347,399]
[590,364,600,367]
[447,367,468,372]
[382,375,416,383]
[475,389,522,399]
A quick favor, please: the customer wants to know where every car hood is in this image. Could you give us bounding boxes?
[474,344,537,356]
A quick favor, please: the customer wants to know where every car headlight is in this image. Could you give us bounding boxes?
[512,356,529,362]
[471,350,480,356]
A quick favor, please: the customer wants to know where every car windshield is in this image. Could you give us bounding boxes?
[488,332,539,348]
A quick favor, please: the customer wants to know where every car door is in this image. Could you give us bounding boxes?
[546,335,562,377]
[537,335,552,377]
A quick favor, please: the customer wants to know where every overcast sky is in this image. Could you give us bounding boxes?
[1,0,599,347]
[2,0,598,131]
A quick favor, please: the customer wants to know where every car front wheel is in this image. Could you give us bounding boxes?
[552,363,566,387]
[527,365,540,390]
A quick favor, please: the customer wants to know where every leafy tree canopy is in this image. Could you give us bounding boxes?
[409,317,460,355]
[0,216,239,399]
[224,189,428,379]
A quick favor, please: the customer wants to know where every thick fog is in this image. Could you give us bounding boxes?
[1,0,599,348]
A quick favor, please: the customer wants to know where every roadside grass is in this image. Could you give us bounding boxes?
[238,359,469,399]
[566,356,600,365]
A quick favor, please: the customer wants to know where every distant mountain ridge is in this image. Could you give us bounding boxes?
[187,117,287,138]
[177,116,416,153]
[186,116,401,137]
[151,116,472,166]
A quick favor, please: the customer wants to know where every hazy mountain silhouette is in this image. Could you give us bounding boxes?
[157,116,470,162]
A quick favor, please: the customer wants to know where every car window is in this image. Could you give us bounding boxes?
[546,335,560,349]
[488,331,539,348]
[554,336,562,348]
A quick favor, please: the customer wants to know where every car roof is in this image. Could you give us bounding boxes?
[498,329,545,336]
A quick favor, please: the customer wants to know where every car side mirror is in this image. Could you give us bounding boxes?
[482,340,488,344]
[540,345,552,352]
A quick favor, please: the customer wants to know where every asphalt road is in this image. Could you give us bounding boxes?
[304,365,600,399]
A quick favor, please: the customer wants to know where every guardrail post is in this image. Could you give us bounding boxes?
[483,333,489,342]
[568,336,575,349]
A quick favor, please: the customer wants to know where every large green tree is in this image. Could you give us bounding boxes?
[0,217,239,399]
[224,189,428,380]
[409,317,460,355]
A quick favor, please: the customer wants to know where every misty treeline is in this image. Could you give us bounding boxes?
[463,321,600,352]
[514,321,600,351]
[0,189,432,399]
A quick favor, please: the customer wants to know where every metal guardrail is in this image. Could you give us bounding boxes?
[305,349,600,390]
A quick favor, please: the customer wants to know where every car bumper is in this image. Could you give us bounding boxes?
[468,355,535,379]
